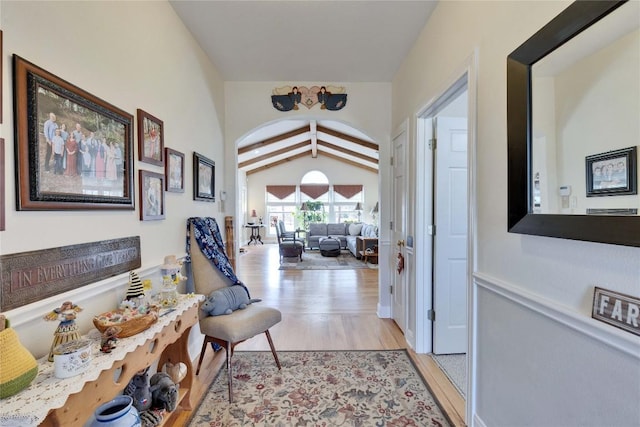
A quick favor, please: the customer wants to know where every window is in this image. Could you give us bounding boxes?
[266,186,296,236]
[265,171,365,231]
[333,184,363,223]
[334,193,362,223]
[301,171,328,184]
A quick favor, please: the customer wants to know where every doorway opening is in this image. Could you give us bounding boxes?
[414,55,477,414]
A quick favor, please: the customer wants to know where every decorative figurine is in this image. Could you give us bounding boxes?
[160,255,182,284]
[44,301,83,362]
[100,325,122,353]
[126,271,145,301]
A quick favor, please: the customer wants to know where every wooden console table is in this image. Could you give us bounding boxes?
[0,295,202,427]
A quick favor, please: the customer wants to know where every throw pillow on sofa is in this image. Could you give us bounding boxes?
[349,223,363,236]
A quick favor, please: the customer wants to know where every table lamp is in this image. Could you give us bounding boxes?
[355,202,362,222]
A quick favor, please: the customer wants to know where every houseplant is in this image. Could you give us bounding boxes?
[295,201,326,229]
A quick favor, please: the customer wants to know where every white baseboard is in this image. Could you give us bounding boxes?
[377,303,391,318]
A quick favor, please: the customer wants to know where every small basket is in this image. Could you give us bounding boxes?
[93,307,159,338]
[0,327,38,399]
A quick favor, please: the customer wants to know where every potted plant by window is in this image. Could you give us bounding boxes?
[295,201,326,230]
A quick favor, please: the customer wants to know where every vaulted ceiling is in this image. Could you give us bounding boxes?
[170,1,438,173]
[237,119,378,175]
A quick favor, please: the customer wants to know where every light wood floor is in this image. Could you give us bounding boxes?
[171,244,466,426]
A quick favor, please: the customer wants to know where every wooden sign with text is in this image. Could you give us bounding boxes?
[592,287,640,337]
[1,237,141,311]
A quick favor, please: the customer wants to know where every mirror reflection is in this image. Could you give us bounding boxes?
[531,1,639,215]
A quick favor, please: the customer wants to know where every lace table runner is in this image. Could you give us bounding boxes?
[0,294,202,427]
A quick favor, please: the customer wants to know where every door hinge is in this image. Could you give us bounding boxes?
[427,225,436,236]
[428,138,437,150]
[390,156,394,167]
[389,221,393,230]
[389,285,393,294]
[427,309,435,321]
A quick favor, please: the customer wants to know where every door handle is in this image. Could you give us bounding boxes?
[397,239,405,247]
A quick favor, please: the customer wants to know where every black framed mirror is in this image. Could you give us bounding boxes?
[507,0,640,247]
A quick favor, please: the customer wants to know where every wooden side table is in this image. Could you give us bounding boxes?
[245,224,264,245]
[356,236,378,264]
[359,250,379,264]
[356,236,378,258]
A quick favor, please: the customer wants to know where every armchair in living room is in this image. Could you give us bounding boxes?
[275,221,304,263]
[277,220,296,241]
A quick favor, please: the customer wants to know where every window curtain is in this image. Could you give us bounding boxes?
[333,185,363,199]
[300,184,329,200]
[266,185,296,200]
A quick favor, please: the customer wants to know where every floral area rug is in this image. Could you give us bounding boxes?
[279,250,377,270]
[188,350,451,426]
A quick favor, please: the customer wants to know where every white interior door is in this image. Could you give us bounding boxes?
[392,128,408,333]
[433,116,468,354]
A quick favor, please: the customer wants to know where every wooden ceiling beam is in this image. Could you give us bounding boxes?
[310,120,318,158]
[316,125,378,151]
[245,151,310,175]
[319,151,378,174]
[317,139,378,164]
[238,140,310,168]
[238,125,309,155]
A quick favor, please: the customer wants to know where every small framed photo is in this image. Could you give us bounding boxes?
[586,146,637,197]
[165,147,184,193]
[193,152,215,202]
[139,169,165,220]
[137,109,164,166]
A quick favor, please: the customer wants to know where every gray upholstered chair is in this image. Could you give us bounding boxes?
[275,220,304,262]
[189,227,281,403]
[277,220,296,241]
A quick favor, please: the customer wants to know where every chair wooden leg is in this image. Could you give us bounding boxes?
[226,341,234,403]
[196,336,211,375]
[265,330,281,370]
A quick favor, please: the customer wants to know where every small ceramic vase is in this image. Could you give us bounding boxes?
[89,395,141,427]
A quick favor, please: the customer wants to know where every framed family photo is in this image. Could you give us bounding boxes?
[13,55,134,210]
[586,146,637,197]
[165,147,184,193]
[139,169,165,221]
[193,152,215,202]
[137,109,164,166]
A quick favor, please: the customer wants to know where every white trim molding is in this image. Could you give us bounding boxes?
[473,272,640,359]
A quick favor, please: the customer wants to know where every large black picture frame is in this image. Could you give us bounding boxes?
[13,55,134,210]
[506,0,640,247]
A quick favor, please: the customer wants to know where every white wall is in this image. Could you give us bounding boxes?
[1,1,226,359]
[555,29,640,212]
[393,1,640,425]
[245,155,378,243]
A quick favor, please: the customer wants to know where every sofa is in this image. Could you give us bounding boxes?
[307,222,378,258]
[345,223,378,258]
[307,223,349,249]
